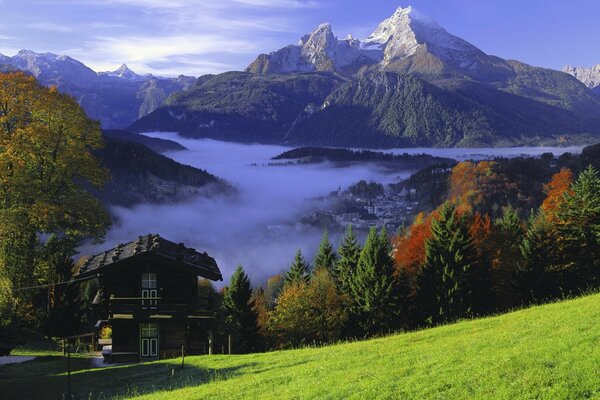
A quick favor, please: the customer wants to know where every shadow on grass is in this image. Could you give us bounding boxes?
[0,355,253,400]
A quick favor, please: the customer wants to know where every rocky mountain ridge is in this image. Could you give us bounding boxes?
[0,49,196,128]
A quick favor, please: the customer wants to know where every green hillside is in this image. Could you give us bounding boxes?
[2,293,600,399]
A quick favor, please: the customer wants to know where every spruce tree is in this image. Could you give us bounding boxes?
[313,230,337,273]
[490,205,525,311]
[416,202,476,325]
[520,211,557,302]
[335,225,361,294]
[284,249,309,286]
[556,165,600,291]
[347,227,398,336]
[221,265,259,353]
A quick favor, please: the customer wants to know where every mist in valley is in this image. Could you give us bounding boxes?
[83,134,408,284]
[82,133,583,285]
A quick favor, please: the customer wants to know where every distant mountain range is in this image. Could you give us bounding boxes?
[3,6,600,148]
[563,64,600,94]
[0,50,195,128]
[130,6,600,148]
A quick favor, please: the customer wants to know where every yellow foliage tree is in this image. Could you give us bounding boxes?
[0,72,110,322]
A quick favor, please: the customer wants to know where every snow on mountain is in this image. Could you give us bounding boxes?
[362,6,489,72]
[248,5,506,78]
[99,63,144,81]
[247,22,381,74]
[563,64,600,88]
[0,49,196,128]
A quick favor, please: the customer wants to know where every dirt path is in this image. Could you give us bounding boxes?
[0,356,35,366]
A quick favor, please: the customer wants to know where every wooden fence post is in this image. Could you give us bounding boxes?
[228,335,232,355]
[181,345,185,369]
[66,345,71,399]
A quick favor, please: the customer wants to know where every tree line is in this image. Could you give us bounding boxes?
[214,164,600,352]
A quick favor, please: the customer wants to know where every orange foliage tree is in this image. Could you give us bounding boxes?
[392,212,433,280]
[541,168,574,221]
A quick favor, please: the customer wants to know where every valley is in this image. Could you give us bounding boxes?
[84,132,584,283]
[2,3,600,399]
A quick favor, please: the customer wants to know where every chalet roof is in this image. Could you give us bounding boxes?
[77,234,222,281]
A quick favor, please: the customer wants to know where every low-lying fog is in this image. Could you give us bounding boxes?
[83,133,583,285]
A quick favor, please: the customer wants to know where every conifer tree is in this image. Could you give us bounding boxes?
[334,225,361,294]
[313,230,337,273]
[490,205,525,310]
[347,227,398,336]
[520,211,558,302]
[556,165,600,291]
[221,265,259,353]
[416,202,476,325]
[284,249,309,286]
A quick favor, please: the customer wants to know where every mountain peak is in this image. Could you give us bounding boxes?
[102,63,142,80]
[563,64,600,88]
[362,5,482,67]
[299,22,335,46]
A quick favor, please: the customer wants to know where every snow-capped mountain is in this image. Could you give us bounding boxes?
[137,5,600,148]
[0,49,196,128]
[4,49,100,88]
[248,6,511,80]
[247,22,380,74]
[563,64,600,89]
[99,63,145,81]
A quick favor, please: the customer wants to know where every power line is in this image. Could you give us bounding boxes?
[11,274,98,292]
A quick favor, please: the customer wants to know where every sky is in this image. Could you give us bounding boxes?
[1,0,599,77]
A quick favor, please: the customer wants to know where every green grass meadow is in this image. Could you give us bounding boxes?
[2,293,599,399]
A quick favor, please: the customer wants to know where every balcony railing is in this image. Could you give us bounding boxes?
[108,295,214,319]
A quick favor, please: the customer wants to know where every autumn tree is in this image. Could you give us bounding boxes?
[265,274,284,308]
[541,168,574,221]
[313,230,337,273]
[0,72,110,324]
[250,287,270,349]
[268,268,347,349]
[392,212,433,279]
[221,266,259,353]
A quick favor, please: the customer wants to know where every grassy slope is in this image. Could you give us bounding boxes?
[2,294,600,400]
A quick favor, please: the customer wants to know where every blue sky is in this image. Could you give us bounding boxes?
[1,0,599,77]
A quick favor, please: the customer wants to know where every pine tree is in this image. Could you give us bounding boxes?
[416,202,476,326]
[490,205,525,311]
[520,211,558,302]
[284,249,309,286]
[556,165,600,291]
[221,265,259,353]
[313,230,337,273]
[334,225,361,294]
[347,227,398,336]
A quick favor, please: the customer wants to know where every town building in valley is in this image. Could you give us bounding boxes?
[76,234,222,362]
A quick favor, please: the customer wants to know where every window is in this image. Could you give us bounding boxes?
[140,323,158,338]
[141,273,158,307]
[141,273,157,289]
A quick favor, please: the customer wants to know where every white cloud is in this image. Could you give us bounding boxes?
[5,0,318,75]
[26,22,73,32]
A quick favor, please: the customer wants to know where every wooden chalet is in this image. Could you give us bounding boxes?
[77,234,222,362]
